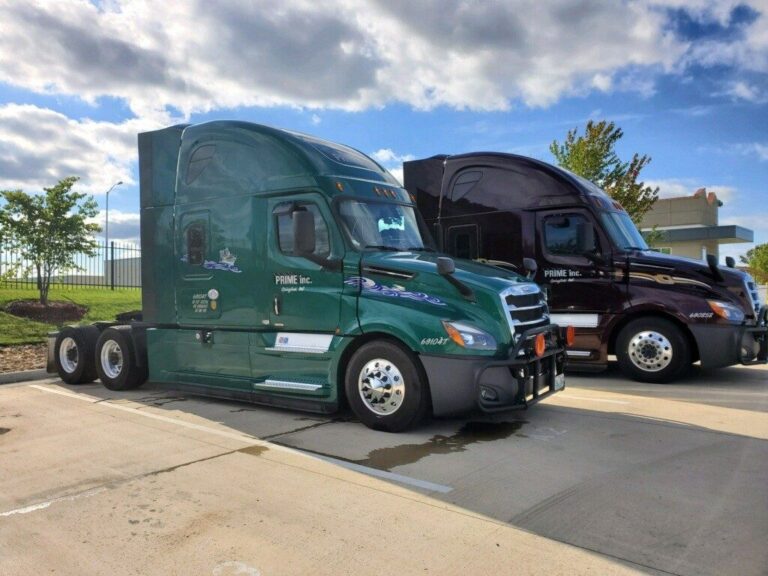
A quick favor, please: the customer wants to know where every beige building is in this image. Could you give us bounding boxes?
[640,188,753,261]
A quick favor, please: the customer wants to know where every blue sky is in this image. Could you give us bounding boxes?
[0,0,766,261]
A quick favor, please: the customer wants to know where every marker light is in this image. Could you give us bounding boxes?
[707,300,745,323]
[335,181,344,192]
[565,325,576,347]
[534,333,546,357]
[442,321,497,351]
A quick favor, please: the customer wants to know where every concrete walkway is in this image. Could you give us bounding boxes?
[0,382,640,576]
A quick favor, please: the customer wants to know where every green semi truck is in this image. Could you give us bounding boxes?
[48,121,568,431]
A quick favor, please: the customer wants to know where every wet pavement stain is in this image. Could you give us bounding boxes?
[356,420,527,471]
[238,445,269,457]
[0,427,10,435]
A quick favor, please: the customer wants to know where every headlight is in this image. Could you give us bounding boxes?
[442,321,497,350]
[707,300,745,323]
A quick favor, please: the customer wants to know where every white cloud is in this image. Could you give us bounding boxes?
[738,142,768,161]
[370,149,415,185]
[388,167,404,186]
[645,178,738,203]
[0,0,705,115]
[371,149,415,165]
[88,209,141,244]
[0,103,166,194]
[720,81,767,103]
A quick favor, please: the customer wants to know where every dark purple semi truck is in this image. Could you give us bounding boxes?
[405,153,767,382]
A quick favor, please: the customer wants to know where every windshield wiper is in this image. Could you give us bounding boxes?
[407,246,436,252]
[363,244,400,252]
[623,246,649,251]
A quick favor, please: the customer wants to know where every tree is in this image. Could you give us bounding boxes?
[740,243,768,284]
[0,177,101,304]
[550,120,659,224]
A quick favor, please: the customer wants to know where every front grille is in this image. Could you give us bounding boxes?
[500,285,550,335]
[509,305,548,324]
[744,276,761,315]
[505,293,540,308]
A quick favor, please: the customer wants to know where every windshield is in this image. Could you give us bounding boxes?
[600,211,648,250]
[338,200,433,251]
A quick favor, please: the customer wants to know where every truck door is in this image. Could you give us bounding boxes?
[535,210,622,338]
[266,194,343,332]
[173,204,257,391]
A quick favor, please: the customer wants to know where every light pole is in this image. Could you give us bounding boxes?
[104,181,123,250]
[105,181,123,289]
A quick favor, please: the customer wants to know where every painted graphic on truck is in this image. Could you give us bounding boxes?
[344,276,446,306]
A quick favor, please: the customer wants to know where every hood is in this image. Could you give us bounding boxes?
[626,249,758,316]
[360,251,535,294]
[627,249,747,286]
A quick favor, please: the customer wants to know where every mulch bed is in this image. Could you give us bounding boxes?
[4,300,87,324]
[0,344,47,373]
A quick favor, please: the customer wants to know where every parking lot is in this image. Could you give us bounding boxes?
[1,364,766,575]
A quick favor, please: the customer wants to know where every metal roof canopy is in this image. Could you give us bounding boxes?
[656,225,754,244]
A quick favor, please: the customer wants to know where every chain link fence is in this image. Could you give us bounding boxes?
[1,241,141,289]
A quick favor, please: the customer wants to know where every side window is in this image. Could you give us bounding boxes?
[186,222,206,265]
[543,214,597,256]
[275,203,330,257]
[448,224,479,260]
[451,170,483,201]
[185,144,216,184]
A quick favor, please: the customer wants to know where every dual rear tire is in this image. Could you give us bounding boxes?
[94,328,147,391]
[54,326,146,391]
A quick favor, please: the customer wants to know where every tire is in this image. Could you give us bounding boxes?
[616,317,691,383]
[95,327,147,391]
[345,340,429,432]
[54,326,99,384]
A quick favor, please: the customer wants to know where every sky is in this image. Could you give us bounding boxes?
[0,0,766,262]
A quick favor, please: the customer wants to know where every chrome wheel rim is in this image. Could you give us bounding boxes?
[100,340,123,379]
[628,331,673,372]
[358,358,405,415]
[59,337,78,373]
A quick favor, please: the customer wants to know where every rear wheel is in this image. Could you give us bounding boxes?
[616,317,691,383]
[95,328,147,391]
[54,326,99,384]
[345,340,429,432]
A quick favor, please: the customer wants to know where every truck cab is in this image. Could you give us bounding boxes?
[405,153,767,382]
[50,124,568,432]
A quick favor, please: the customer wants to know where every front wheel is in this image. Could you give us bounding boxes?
[616,317,691,383]
[95,328,147,391]
[345,341,429,432]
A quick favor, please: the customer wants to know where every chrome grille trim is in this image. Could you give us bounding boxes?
[744,274,761,315]
[499,284,548,336]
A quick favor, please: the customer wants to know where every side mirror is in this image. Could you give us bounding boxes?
[523,257,537,278]
[725,256,735,268]
[437,256,455,276]
[292,210,316,256]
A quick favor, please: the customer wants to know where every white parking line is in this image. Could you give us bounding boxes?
[0,487,107,517]
[557,394,630,405]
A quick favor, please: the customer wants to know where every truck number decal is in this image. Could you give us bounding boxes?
[689,312,714,319]
[421,337,449,346]
[344,276,446,306]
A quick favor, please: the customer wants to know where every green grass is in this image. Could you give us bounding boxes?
[0,285,141,345]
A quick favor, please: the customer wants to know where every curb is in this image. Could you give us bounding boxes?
[0,369,52,385]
